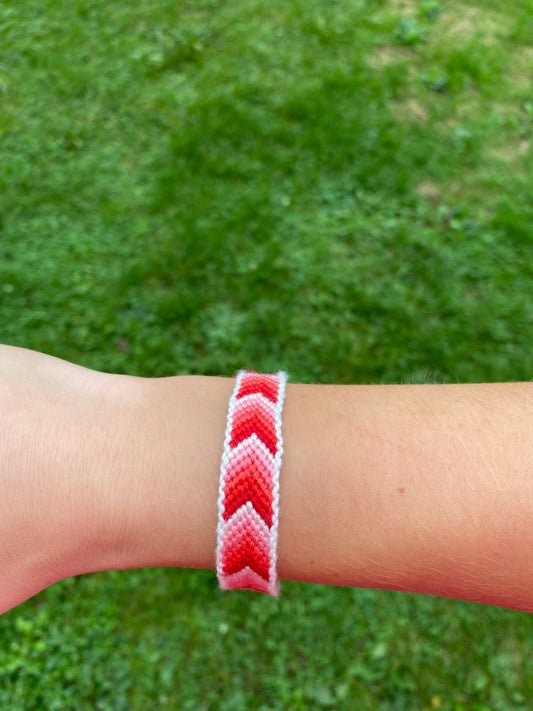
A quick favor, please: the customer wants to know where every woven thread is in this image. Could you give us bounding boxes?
[216,370,288,595]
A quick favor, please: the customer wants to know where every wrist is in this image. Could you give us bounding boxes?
[75,373,234,578]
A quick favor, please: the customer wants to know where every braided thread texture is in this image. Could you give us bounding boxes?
[216,370,288,596]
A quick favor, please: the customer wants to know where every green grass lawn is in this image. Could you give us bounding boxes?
[1,0,532,708]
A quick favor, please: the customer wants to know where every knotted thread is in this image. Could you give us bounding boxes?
[216,370,288,595]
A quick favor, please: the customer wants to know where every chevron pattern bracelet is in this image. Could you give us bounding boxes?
[216,370,288,596]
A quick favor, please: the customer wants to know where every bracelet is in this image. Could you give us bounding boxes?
[216,370,288,596]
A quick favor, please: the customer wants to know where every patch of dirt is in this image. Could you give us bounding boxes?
[436,95,480,131]
[509,47,533,91]
[415,180,441,203]
[367,45,414,70]
[390,97,429,122]
[389,0,418,13]
[490,139,530,163]
[492,102,523,121]
[447,171,515,223]
[441,5,507,46]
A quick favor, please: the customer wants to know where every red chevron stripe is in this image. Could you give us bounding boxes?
[236,372,280,403]
[223,535,270,581]
[222,450,274,526]
[229,397,278,455]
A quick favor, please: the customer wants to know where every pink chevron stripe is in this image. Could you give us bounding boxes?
[222,436,275,525]
[219,567,272,594]
[219,503,271,580]
[220,500,271,540]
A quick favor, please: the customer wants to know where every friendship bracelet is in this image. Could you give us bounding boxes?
[216,370,288,596]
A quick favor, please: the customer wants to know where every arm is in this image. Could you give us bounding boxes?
[1,345,532,614]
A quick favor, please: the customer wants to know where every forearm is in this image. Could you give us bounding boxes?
[2,345,532,613]
[281,380,533,611]
[105,374,533,612]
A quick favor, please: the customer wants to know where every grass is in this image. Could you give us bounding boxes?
[1,0,532,707]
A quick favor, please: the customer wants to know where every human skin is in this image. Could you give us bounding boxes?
[0,344,532,615]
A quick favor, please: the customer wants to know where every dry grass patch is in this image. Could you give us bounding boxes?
[437,95,525,133]
[390,97,430,123]
[491,102,525,122]
[489,138,530,163]
[508,46,533,92]
[367,45,414,70]
[447,169,515,220]
[415,179,441,203]
[435,95,480,131]
[389,0,419,13]
[435,4,511,48]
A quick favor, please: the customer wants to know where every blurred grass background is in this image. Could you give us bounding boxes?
[1,0,532,708]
